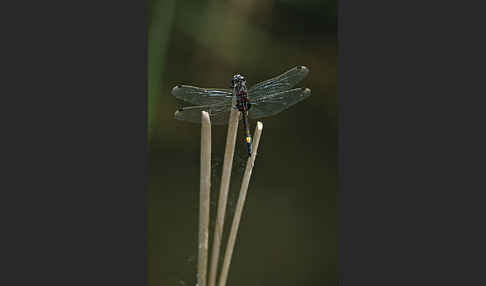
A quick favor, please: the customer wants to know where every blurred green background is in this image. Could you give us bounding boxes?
[148,0,338,285]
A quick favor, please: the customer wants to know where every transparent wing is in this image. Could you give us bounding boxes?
[172,85,233,105]
[248,88,311,119]
[174,103,241,125]
[248,66,309,100]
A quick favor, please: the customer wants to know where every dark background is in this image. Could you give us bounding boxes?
[148,0,338,285]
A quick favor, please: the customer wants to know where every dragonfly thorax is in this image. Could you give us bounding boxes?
[231,74,246,90]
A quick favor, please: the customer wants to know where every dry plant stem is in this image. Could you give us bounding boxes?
[217,121,264,286]
[198,111,212,286]
[208,108,240,286]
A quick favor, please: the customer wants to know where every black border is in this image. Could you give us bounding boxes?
[340,0,485,285]
[4,1,147,285]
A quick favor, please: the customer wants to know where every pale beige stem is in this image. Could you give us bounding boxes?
[198,111,212,286]
[218,121,264,286]
[208,108,240,286]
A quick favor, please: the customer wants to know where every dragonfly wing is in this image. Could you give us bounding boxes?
[248,66,309,100]
[172,85,233,105]
[174,103,239,125]
[248,88,311,119]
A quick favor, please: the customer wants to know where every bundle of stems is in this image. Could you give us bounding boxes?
[197,110,263,286]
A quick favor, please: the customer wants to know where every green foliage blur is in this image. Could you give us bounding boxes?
[149,0,338,285]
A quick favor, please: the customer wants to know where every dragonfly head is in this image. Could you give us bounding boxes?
[230,74,246,90]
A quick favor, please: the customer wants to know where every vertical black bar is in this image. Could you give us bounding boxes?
[340,0,486,285]
[3,0,147,285]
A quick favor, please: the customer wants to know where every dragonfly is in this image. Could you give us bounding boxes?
[172,66,311,156]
